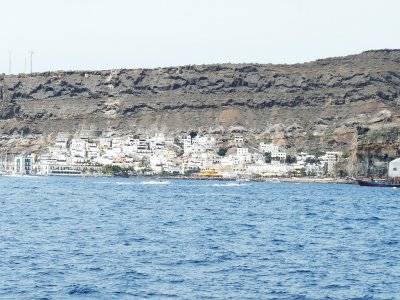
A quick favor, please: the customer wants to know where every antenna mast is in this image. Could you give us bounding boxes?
[29,51,34,73]
[8,51,12,74]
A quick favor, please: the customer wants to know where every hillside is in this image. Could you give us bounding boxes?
[1,49,400,176]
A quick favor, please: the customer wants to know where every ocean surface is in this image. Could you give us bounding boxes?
[0,176,399,300]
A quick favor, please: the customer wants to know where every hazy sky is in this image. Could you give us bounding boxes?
[1,0,399,74]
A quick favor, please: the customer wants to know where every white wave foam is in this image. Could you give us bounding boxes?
[140,181,170,185]
[211,183,247,187]
[95,181,137,185]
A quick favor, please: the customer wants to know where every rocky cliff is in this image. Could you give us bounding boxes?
[1,49,400,176]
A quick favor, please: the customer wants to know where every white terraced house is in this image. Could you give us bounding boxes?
[260,143,279,154]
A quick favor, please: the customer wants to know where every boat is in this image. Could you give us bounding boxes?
[357,158,400,187]
[357,179,400,187]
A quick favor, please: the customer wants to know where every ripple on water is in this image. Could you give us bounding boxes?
[0,177,399,299]
[68,284,99,295]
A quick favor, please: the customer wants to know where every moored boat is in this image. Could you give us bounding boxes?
[357,179,400,187]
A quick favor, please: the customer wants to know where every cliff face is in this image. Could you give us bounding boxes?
[1,49,400,175]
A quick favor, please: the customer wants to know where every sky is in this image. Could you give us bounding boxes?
[1,0,399,74]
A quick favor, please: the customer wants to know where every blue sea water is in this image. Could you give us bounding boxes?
[0,177,399,300]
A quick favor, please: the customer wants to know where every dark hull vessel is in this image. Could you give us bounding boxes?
[357,180,400,187]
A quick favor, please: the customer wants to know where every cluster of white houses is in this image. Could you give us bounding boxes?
[4,130,342,177]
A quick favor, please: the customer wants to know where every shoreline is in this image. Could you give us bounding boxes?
[1,173,353,184]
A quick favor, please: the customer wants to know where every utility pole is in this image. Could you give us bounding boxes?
[5,149,8,174]
[29,51,34,73]
[8,51,12,74]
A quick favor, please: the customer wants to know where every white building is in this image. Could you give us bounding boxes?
[260,143,279,153]
[99,137,112,148]
[111,137,125,148]
[296,152,316,165]
[55,133,69,149]
[237,147,249,156]
[260,143,286,161]
[87,142,100,160]
[14,155,33,175]
[305,162,327,176]
[247,163,289,176]
[70,138,87,158]
[183,135,216,151]
[234,136,244,146]
[271,152,287,160]
[320,151,341,173]
[149,154,168,173]
[220,156,234,167]
[122,144,138,155]
[184,144,205,155]
[323,152,340,161]
[137,138,151,153]
[252,153,265,164]
[388,158,400,178]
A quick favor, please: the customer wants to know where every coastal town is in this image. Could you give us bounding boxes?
[2,130,343,179]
